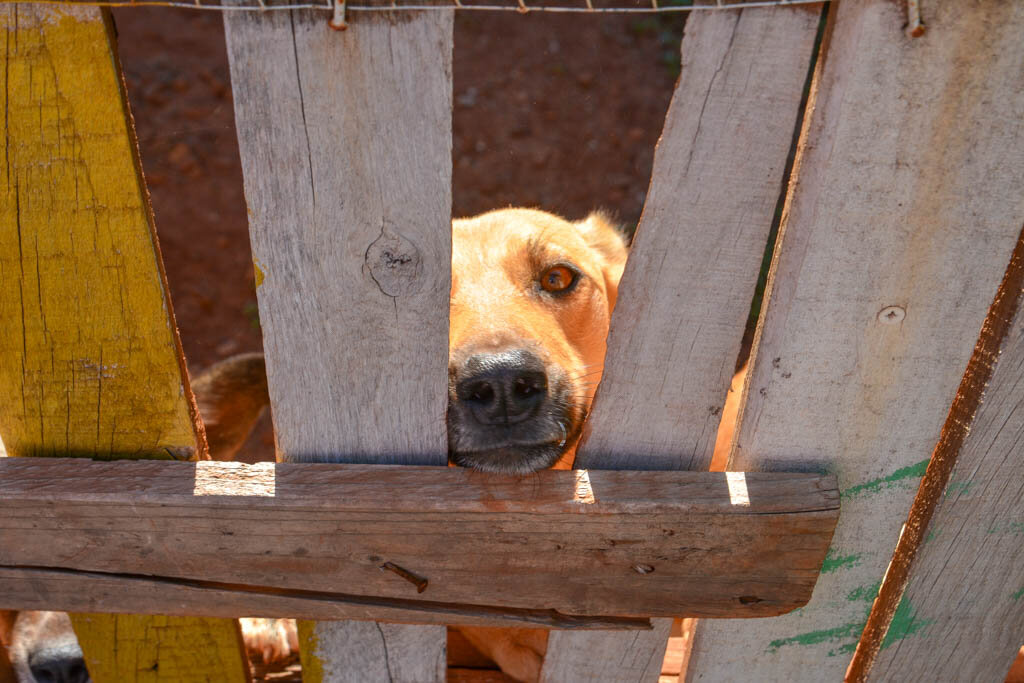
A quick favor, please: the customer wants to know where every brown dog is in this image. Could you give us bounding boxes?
[1,209,628,683]
[447,208,627,474]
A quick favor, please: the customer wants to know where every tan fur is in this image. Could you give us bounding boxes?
[191,352,269,461]
[450,209,627,473]
[5,612,86,683]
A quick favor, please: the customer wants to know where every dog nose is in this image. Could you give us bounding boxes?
[29,643,90,683]
[456,349,548,426]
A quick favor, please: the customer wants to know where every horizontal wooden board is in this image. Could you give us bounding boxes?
[0,459,838,622]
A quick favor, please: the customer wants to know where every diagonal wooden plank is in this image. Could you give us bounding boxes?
[575,5,822,473]
[223,8,453,681]
[0,5,250,682]
[549,6,823,682]
[0,4,200,462]
[688,2,1024,681]
[857,230,1024,680]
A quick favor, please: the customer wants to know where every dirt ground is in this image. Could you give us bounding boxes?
[111,5,684,464]
[110,6,686,678]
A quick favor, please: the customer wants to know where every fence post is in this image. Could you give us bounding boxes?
[549,6,823,681]
[0,5,250,681]
[223,8,454,681]
[689,2,1024,680]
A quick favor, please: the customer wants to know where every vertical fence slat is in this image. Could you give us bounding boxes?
[862,229,1024,681]
[547,7,822,681]
[689,2,1024,681]
[223,9,452,681]
[0,6,250,682]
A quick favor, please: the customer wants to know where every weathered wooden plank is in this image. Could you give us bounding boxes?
[0,6,248,682]
[688,2,1024,681]
[858,232,1024,680]
[223,8,454,678]
[0,568,647,630]
[0,459,840,620]
[223,9,452,465]
[575,4,822,473]
[297,620,446,683]
[558,6,823,681]
[0,6,200,460]
[73,614,249,683]
[542,620,673,683]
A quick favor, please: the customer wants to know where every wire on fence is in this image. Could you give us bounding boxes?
[4,0,826,14]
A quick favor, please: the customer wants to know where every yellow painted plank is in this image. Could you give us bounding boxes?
[0,3,199,461]
[0,6,248,682]
[73,615,249,683]
[296,619,325,683]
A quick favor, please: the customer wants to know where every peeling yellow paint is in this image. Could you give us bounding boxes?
[73,615,249,683]
[0,5,197,460]
[297,620,326,683]
[254,259,266,288]
[1,7,248,681]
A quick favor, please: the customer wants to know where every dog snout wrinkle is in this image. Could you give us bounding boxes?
[456,349,548,426]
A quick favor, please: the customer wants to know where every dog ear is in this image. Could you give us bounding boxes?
[576,211,628,310]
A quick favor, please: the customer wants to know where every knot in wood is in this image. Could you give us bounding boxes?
[365,229,422,297]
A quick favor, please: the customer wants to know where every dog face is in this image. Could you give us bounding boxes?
[448,209,627,474]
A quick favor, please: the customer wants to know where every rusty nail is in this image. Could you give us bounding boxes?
[381,562,428,593]
[906,0,925,38]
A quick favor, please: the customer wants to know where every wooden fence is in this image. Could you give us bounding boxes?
[1,1,1022,682]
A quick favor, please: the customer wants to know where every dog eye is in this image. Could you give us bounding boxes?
[540,265,577,294]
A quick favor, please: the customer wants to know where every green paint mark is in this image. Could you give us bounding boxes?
[924,528,940,543]
[847,582,881,603]
[1011,587,1024,601]
[986,521,1024,535]
[842,459,930,499]
[881,595,933,649]
[766,583,881,656]
[945,480,974,497]
[833,642,858,657]
[766,621,866,654]
[821,548,862,573]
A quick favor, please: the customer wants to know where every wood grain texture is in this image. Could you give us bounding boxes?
[0,4,201,461]
[863,235,1024,680]
[72,614,249,683]
[688,2,1024,681]
[575,5,821,473]
[0,460,839,620]
[222,9,454,679]
[0,6,248,682]
[223,8,452,465]
[297,620,446,683]
[0,568,647,630]
[558,7,822,681]
[541,619,673,683]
